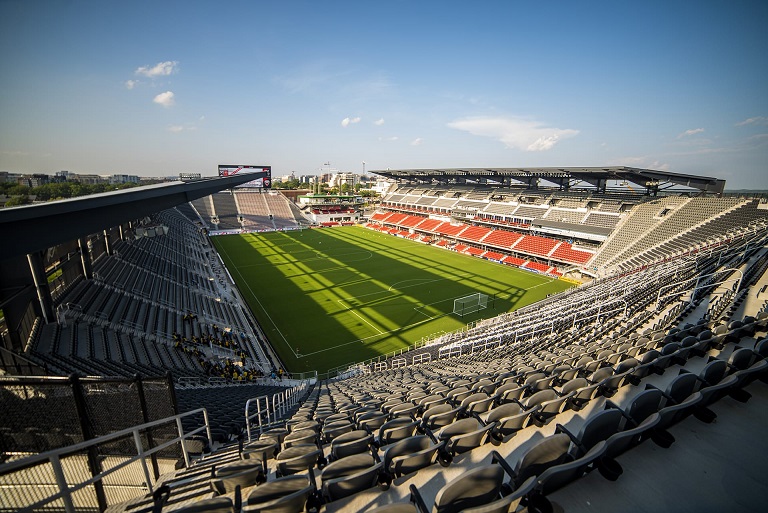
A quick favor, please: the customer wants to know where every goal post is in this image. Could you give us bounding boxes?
[453,293,489,317]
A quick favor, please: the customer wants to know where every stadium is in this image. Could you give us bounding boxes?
[1,165,767,513]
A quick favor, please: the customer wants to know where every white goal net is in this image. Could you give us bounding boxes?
[453,293,489,317]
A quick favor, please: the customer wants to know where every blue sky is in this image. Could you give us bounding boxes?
[1,1,766,189]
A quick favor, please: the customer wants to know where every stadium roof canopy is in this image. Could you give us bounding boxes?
[370,166,726,195]
[0,174,255,262]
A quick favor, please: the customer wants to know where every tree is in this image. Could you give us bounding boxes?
[5,195,29,207]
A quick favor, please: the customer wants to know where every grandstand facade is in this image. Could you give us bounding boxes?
[1,167,768,512]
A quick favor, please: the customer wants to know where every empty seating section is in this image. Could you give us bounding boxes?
[550,242,593,264]
[191,196,216,229]
[585,212,620,229]
[211,193,240,229]
[35,208,273,379]
[377,189,764,276]
[483,202,519,215]
[502,255,527,266]
[415,218,442,232]
[483,251,505,261]
[434,223,466,236]
[368,214,598,269]
[544,208,587,224]
[513,235,559,256]
[236,191,274,230]
[483,230,523,249]
[523,261,552,274]
[511,205,548,220]
[458,225,491,242]
[593,197,759,272]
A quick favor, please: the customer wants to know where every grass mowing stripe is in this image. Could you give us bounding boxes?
[212,226,572,374]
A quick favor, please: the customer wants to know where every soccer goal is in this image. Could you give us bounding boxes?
[453,293,489,317]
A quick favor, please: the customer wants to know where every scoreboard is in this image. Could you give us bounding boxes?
[217,165,271,188]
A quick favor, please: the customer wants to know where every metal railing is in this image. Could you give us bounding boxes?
[0,408,211,513]
[245,381,309,442]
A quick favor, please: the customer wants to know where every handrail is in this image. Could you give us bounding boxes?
[0,407,211,513]
[245,381,308,441]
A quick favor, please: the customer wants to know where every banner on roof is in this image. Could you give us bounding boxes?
[218,165,272,188]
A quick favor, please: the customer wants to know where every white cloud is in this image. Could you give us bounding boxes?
[167,123,197,133]
[411,138,423,146]
[341,116,361,127]
[735,116,768,127]
[374,118,385,126]
[378,136,399,141]
[125,79,138,90]
[153,91,175,108]
[447,116,578,151]
[677,128,705,138]
[135,60,179,78]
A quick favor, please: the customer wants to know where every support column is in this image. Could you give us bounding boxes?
[78,237,93,280]
[103,229,112,256]
[118,224,125,241]
[27,251,55,324]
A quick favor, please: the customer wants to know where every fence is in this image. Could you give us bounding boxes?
[0,373,176,459]
[245,381,310,442]
[0,408,210,513]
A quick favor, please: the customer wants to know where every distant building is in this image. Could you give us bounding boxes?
[17,174,50,187]
[111,174,141,184]
[179,173,202,181]
[329,172,358,189]
[72,174,106,184]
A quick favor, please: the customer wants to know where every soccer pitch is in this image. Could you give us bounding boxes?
[213,226,573,375]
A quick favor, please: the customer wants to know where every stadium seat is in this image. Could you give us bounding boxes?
[437,418,494,456]
[243,475,314,513]
[329,430,372,460]
[381,435,446,477]
[210,461,265,495]
[320,453,383,502]
[275,444,322,477]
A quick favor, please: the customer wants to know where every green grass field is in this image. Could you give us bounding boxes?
[213,226,572,375]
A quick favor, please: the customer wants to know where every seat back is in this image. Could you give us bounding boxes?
[244,475,312,513]
[514,433,571,486]
[628,389,663,425]
[211,461,264,495]
[321,453,382,501]
[576,408,624,452]
[275,444,321,477]
[432,465,505,513]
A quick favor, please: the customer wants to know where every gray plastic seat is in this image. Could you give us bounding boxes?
[558,378,599,410]
[275,444,321,477]
[460,392,494,415]
[243,475,313,513]
[210,461,265,495]
[522,389,571,426]
[430,464,506,513]
[378,418,418,446]
[437,417,494,455]
[330,429,372,460]
[480,403,534,440]
[512,433,571,488]
[321,453,383,502]
[282,429,316,449]
[421,403,460,429]
[535,440,607,495]
[571,408,625,454]
[382,435,443,477]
